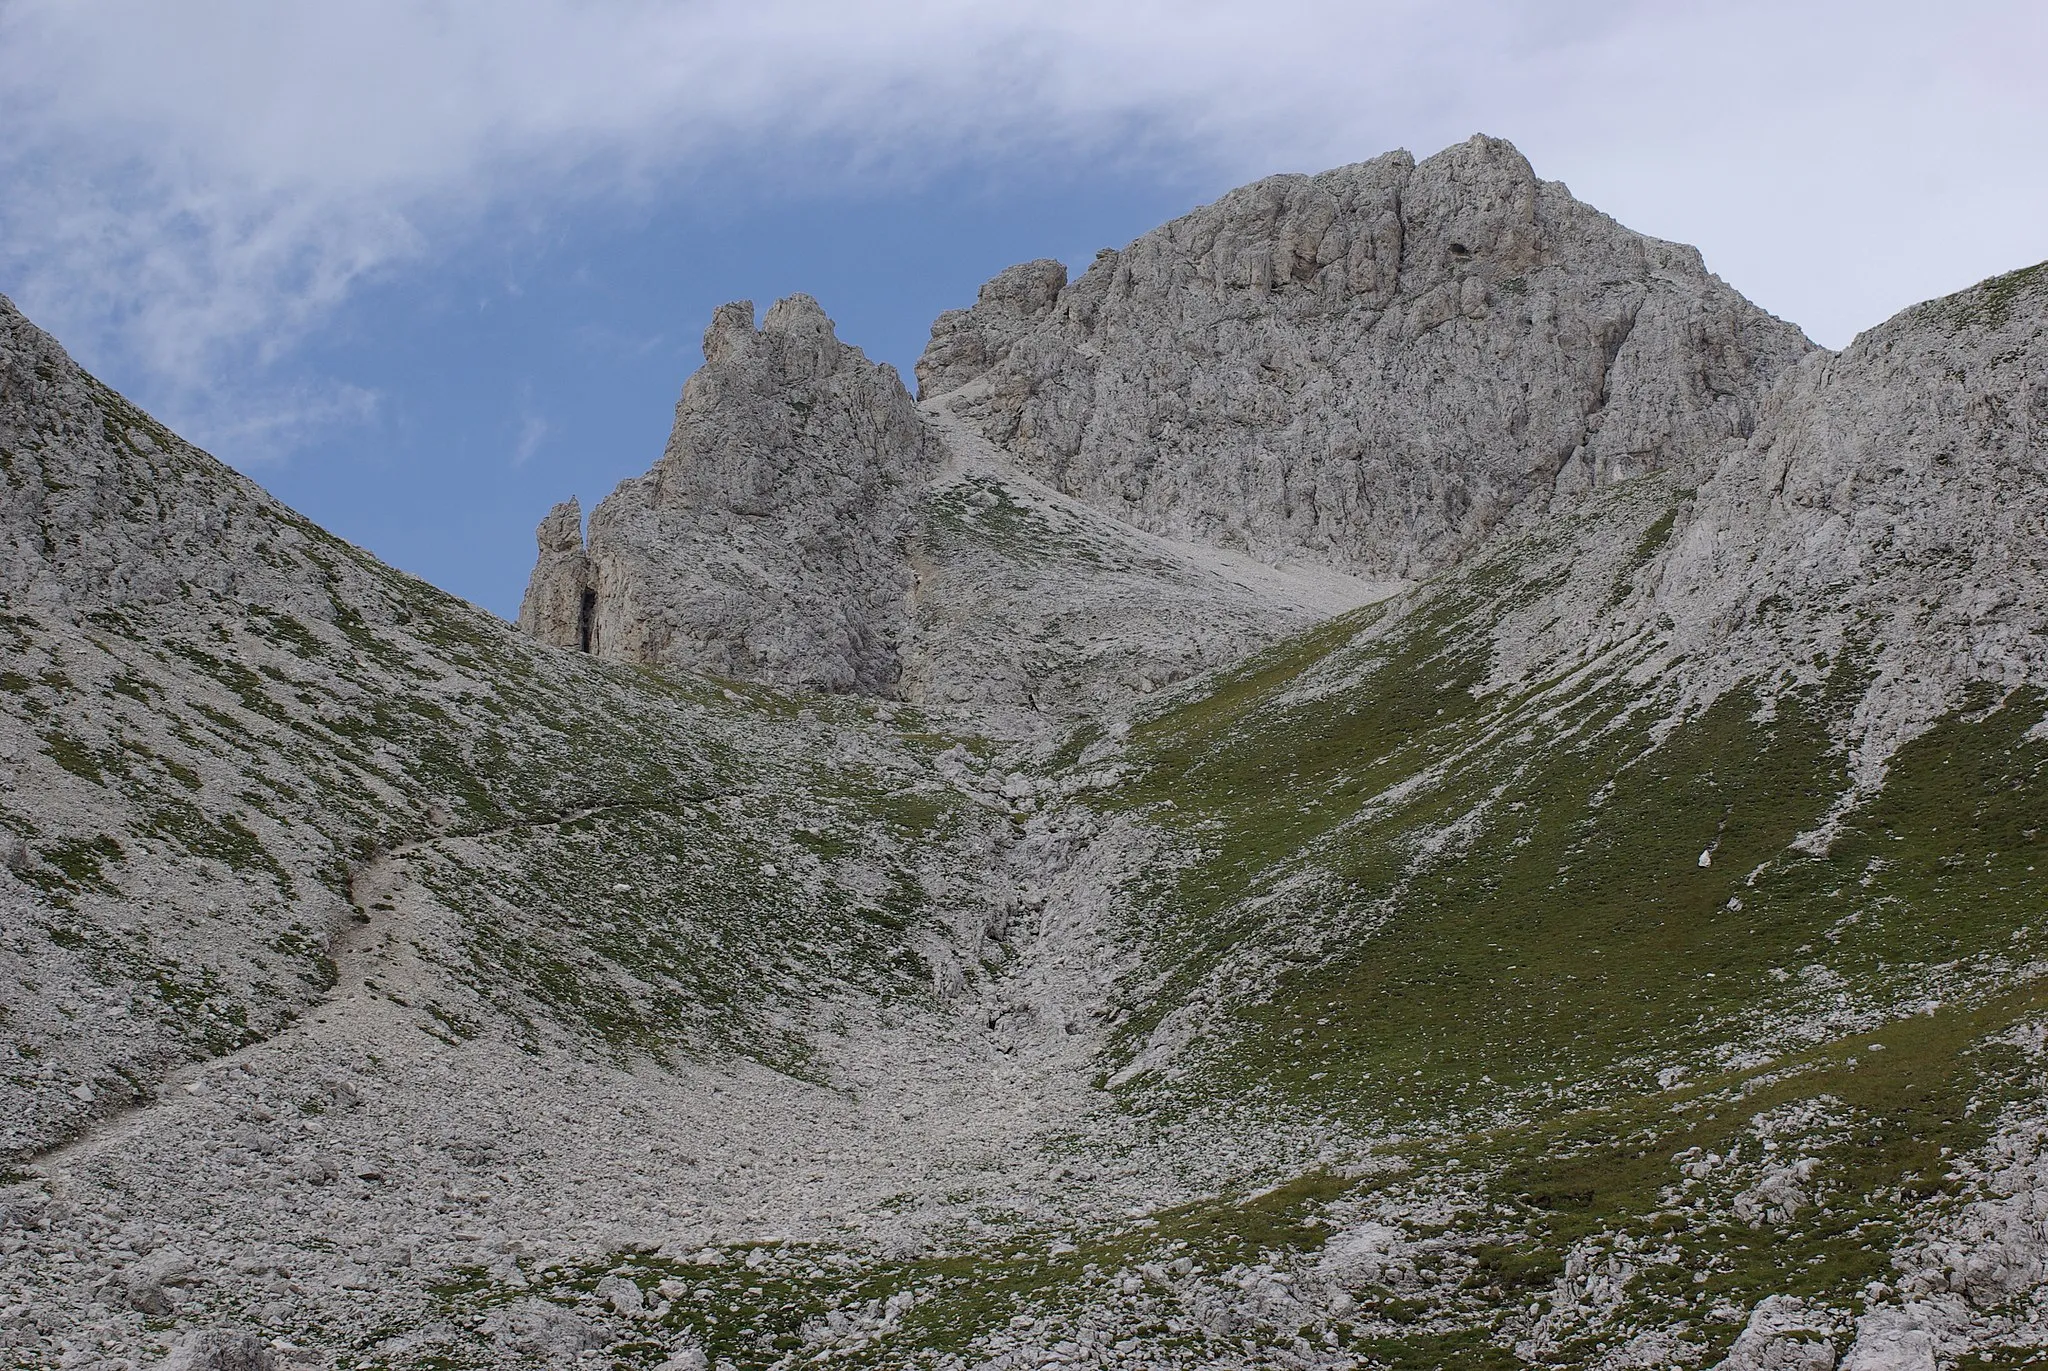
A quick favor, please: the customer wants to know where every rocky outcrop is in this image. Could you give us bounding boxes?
[518,497,594,650]
[520,292,1393,724]
[1712,1297,1840,1371]
[918,258,1069,399]
[1652,261,2048,750]
[519,295,941,695]
[918,135,1815,579]
[0,294,376,623]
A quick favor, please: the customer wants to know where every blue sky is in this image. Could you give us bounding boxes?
[2,1,2043,618]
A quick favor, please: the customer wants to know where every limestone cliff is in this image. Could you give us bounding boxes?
[519,295,941,696]
[919,135,1815,579]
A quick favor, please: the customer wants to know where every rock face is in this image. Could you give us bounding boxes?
[519,497,593,651]
[1455,258,2048,793]
[519,295,941,696]
[1655,261,2048,755]
[919,258,1069,397]
[0,295,365,622]
[918,135,1815,579]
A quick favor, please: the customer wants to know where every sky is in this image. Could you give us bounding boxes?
[1,1,2043,618]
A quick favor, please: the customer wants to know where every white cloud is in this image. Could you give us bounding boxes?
[512,412,551,468]
[171,378,382,467]
[0,0,2041,442]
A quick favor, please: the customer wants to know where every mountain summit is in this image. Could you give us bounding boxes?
[520,137,1815,737]
[5,138,2048,1371]
[919,136,1811,574]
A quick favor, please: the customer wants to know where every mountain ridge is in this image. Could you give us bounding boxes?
[519,135,1819,743]
[2,136,2047,1371]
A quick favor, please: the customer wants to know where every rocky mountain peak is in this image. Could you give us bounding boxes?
[520,293,940,695]
[524,138,1822,725]
[920,133,1814,580]
[698,293,845,378]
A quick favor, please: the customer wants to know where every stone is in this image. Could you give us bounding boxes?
[1647,258,2048,773]
[919,135,1814,582]
[518,295,942,696]
[518,499,592,651]
[595,1273,644,1315]
[1732,1158,1817,1226]
[494,130,1826,734]
[153,1330,276,1371]
[1713,1296,1839,1371]
[296,1153,342,1186]
[1839,1313,1939,1371]
[481,1298,610,1357]
[0,294,383,622]
[520,293,1397,734]
[124,1278,176,1317]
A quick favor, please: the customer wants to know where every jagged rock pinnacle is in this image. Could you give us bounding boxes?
[519,294,940,695]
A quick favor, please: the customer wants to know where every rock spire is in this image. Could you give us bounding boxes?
[520,294,941,695]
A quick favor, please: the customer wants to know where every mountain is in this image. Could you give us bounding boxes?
[519,137,1810,739]
[919,137,1812,578]
[518,295,1397,739]
[3,137,2046,1371]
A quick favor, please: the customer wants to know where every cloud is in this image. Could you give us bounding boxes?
[164,378,382,468]
[0,0,2041,438]
[512,412,551,469]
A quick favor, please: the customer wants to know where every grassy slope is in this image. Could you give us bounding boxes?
[1075,479,2048,1362]
[3,523,996,1147]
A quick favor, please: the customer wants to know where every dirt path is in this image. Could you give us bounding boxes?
[27,791,738,1172]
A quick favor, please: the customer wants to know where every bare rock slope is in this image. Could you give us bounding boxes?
[521,295,942,696]
[921,135,1814,578]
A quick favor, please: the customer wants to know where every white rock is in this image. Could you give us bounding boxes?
[153,1330,276,1371]
[1711,1295,1838,1371]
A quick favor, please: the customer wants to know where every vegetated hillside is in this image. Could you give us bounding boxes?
[1062,485,2046,1365]
[2,212,2046,1371]
[0,290,1017,1161]
[1043,258,2048,1367]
